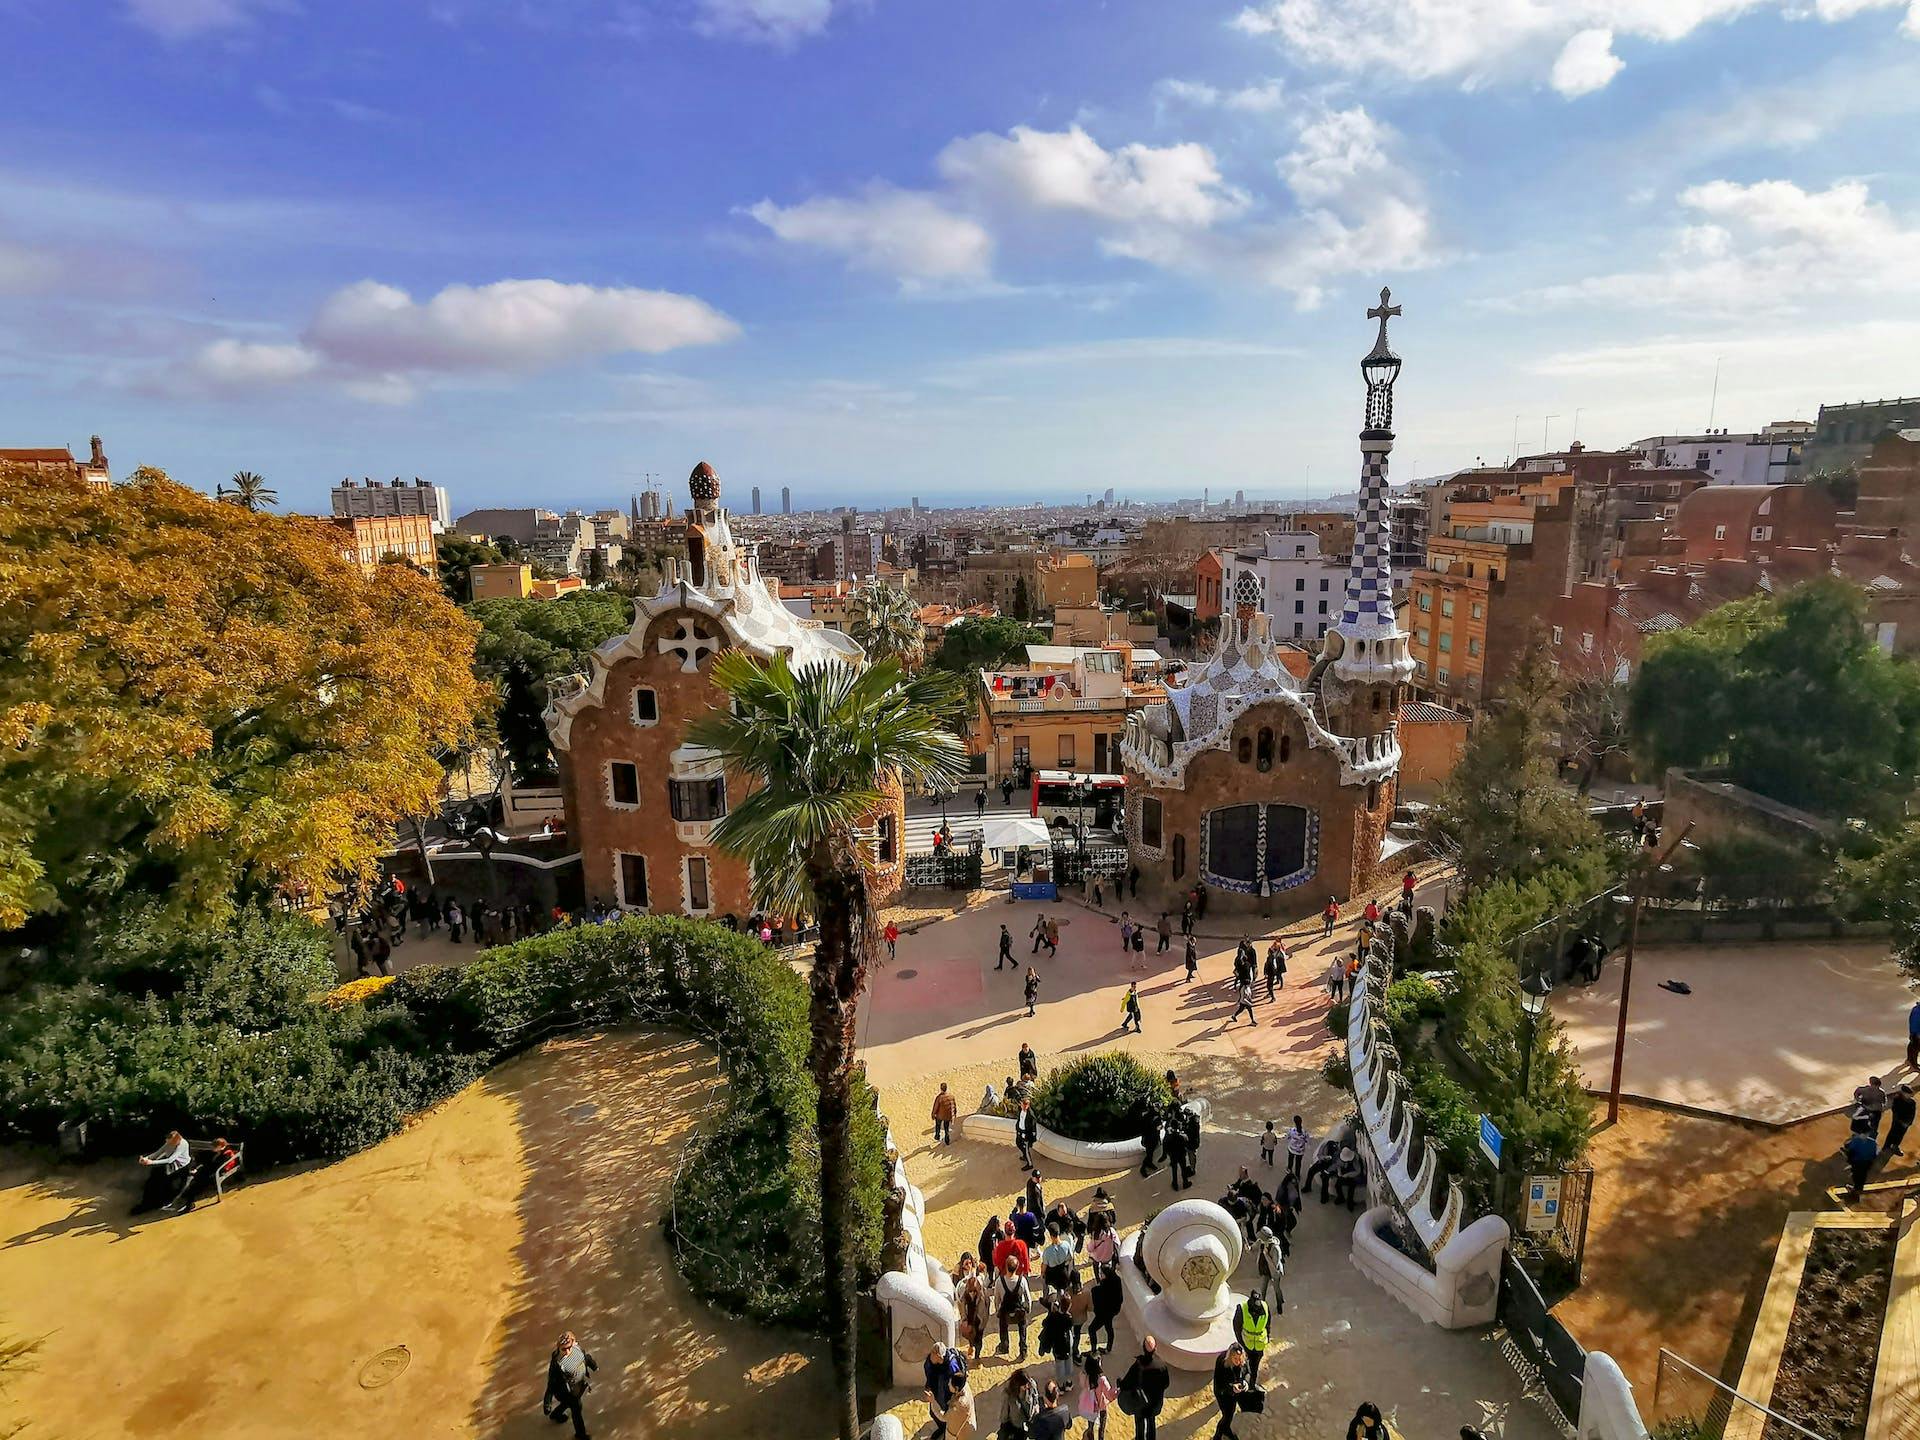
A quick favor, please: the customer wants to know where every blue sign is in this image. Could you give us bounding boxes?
[1011,882,1058,901]
[1478,1113,1503,1167]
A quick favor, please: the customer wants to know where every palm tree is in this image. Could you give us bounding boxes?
[688,652,963,1440]
[217,470,277,511]
[848,577,925,670]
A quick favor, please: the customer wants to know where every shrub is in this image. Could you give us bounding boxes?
[1383,975,1443,1051]
[1030,1052,1173,1143]
[1325,1001,1350,1038]
[1320,1049,1351,1090]
[0,912,885,1333]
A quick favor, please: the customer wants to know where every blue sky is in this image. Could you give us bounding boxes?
[2,0,1917,513]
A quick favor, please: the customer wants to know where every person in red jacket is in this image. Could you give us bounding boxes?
[1321,899,1340,939]
[992,1223,1031,1278]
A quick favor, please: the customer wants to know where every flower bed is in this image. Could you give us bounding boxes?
[1030,1052,1173,1143]
[1767,1226,1894,1440]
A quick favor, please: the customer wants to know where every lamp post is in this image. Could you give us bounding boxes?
[1075,776,1093,855]
[1519,970,1553,1102]
[473,825,500,909]
[1606,823,1694,1125]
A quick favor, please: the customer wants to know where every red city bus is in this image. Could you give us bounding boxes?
[1031,770,1126,836]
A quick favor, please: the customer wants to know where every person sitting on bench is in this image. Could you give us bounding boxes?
[165,1138,239,1214]
[133,1131,191,1214]
[1332,1147,1367,1210]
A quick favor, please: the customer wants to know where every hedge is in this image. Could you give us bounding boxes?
[0,913,887,1331]
[1030,1052,1172,1143]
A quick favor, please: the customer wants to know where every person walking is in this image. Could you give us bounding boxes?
[1118,913,1133,952]
[997,1261,1033,1360]
[1326,955,1347,1004]
[1039,1295,1077,1393]
[1855,1075,1890,1135]
[1119,1337,1171,1440]
[1044,916,1060,957]
[1285,1117,1309,1183]
[1909,999,1920,1070]
[1346,1402,1387,1440]
[1122,982,1143,1035]
[935,1370,978,1440]
[1155,913,1171,954]
[1032,915,1050,955]
[1321,898,1339,939]
[1164,1113,1191,1192]
[926,1341,968,1440]
[958,1256,989,1364]
[446,899,465,945]
[1180,900,1194,938]
[1092,879,1105,910]
[1888,1083,1917,1157]
[1078,1354,1117,1440]
[1020,1043,1040,1084]
[1016,1099,1039,1173]
[1263,940,1286,1001]
[1025,968,1042,1018]
[1254,1227,1284,1306]
[1138,1109,1162,1179]
[933,1083,959,1145]
[1402,867,1418,910]
[1002,1371,1039,1440]
[1231,979,1257,1028]
[542,1331,597,1438]
[999,924,1016,971]
[1002,775,1016,808]
[1232,1292,1271,1387]
[884,920,900,962]
[1184,936,1199,985]
[1210,1343,1250,1440]
[1260,1121,1278,1169]
[1087,1261,1122,1356]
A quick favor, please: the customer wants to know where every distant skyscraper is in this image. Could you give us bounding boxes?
[1204,486,1210,511]
[1235,488,1245,507]
[752,485,762,515]
[912,496,920,513]
[782,485,792,515]
[1103,487,1115,505]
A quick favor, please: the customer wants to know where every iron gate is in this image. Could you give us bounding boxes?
[904,836,983,890]
[1498,1252,1585,1429]
[1049,842,1130,886]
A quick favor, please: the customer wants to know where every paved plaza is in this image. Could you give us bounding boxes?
[1553,941,1912,1125]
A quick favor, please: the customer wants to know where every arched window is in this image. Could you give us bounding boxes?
[1237,736,1253,764]
[1367,781,1380,810]
[1371,689,1382,712]
[1140,797,1163,849]
[1172,833,1187,879]
[1280,732,1291,763]
[1256,726,1274,771]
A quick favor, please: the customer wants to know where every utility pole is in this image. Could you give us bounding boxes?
[1706,358,1722,430]
[1544,415,1560,452]
[1511,415,1522,465]
[1607,823,1695,1125]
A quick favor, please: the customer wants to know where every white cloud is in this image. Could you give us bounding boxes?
[1551,28,1624,96]
[1515,178,1920,313]
[190,337,322,387]
[745,186,992,285]
[939,125,1247,229]
[123,0,282,40]
[693,0,836,45]
[0,237,61,294]
[1229,0,1914,95]
[1279,106,1394,204]
[304,277,739,372]
[1153,77,1288,114]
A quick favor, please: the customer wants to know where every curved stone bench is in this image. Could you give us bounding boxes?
[959,1099,1212,1171]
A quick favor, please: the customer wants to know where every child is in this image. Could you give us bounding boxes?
[1078,1354,1117,1440]
[1285,1116,1309,1183]
[1260,1121,1278,1168]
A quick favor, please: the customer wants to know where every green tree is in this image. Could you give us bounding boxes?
[930,614,1048,724]
[1425,634,1607,889]
[1844,821,1920,973]
[468,591,634,782]
[436,535,505,604]
[1010,574,1033,621]
[847,577,924,669]
[216,470,277,511]
[1630,577,1920,823]
[689,653,964,1440]
[0,468,487,938]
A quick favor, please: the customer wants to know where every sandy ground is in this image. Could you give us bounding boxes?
[873,1050,1560,1440]
[1553,941,1913,1125]
[1552,1100,1920,1401]
[0,1030,831,1440]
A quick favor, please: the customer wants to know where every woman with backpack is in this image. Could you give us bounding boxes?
[1000,1369,1038,1440]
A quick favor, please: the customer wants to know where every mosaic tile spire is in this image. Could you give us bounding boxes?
[1337,287,1404,639]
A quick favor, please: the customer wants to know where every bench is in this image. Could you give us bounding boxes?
[185,1139,245,1202]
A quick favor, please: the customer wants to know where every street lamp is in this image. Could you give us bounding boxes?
[472,825,500,908]
[1518,970,1553,1102]
[1605,823,1693,1125]
[1074,776,1093,855]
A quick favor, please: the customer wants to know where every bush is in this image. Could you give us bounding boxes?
[1030,1052,1172,1143]
[0,911,886,1333]
[1320,1049,1351,1090]
[1325,1001,1350,1038]
[1382,975,1443,1051]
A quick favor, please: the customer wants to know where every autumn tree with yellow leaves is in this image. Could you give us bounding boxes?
[0,466,489,939]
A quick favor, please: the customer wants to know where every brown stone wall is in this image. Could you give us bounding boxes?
[1127,698,1397,917]
[558,608,909,918]
[559,610,755,918]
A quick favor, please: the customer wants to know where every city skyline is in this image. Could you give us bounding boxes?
[3,1,1918,512]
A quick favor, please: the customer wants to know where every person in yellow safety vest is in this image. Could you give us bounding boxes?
[1231,1291,1270,1388]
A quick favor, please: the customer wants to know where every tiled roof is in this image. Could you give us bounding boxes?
[1400,700,1465,724]
[0,447,76,462]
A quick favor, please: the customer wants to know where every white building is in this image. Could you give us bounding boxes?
[1626,422,1809,486]
[1218,525,1348,642]
[332,476,452,531]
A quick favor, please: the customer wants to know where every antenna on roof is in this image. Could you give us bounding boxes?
[1707,356,1722,430]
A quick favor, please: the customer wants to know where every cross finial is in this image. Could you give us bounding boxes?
[1367,285,1401,339]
